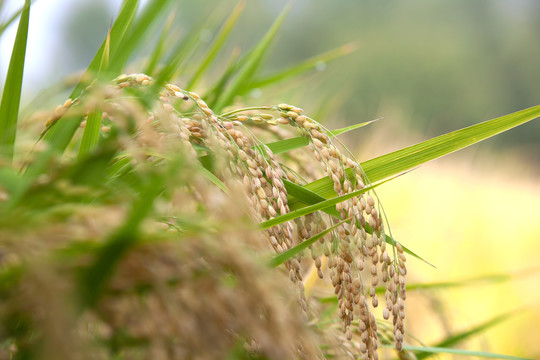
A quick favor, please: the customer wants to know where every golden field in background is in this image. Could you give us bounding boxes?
[373,150,540,358]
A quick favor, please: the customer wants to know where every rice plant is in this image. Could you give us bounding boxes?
[0,1,538,359]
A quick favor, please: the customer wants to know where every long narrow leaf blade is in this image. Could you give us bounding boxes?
[249,42,357,90]
[283,178,433,266]
[0,3,26,37]
[110,0,174,74]
[261,179,387,229]
[144,11,176,76]
[213,3,290,111]
[186,0,245,90]
[264,119,379,155]
[298,105,540,199]
[71,0,138,99]
[400,345,531,360]
[0,0,30,161]
[362,105,540,183]
[269,218,350,267]
[416,312,518,360]
[78,107,103,158]
[41,0,138,150]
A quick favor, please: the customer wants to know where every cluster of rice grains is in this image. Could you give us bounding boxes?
[57,74,407,358]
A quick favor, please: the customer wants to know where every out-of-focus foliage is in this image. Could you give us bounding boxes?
[47,0,540,161]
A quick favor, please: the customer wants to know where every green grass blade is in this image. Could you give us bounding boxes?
[249,42,357,90]
[269,218,350,268]
[402,272,522,292]
[261,179,387,230]
[283,179,432,266]
[400,345,531,360]
[78,107,103,158]
[78,29,111,159]
[317,270,531,304]
[0,2,27,37]
[297,105,540,199]
[213,3,291,112]
[415,311,518,360]
[109,0,174,74]
[264,119,378,155]
[329,119,381,136]
[362,105,540,183]
[0,0,30,161]
[158,15,210,82]
[41,0,138,151]
[186,0,245,90]
[70,0,138,99]
[144,11,176,76]
[194,163,229,194]
[205,47,242,107]
[319,272,521,304]
[284,179,340,217]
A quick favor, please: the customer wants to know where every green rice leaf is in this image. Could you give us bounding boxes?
[283,179,432,266]
[144,11,176,76]
[158,26,202,82]
[195,163,229,194]
[71,0,138,99]
[264,119,378,155]
[205,47,243,107]
[416,311,519,360]
[0,2,27,37]
[297,105,540,199]
[0,167,21,194]
[401,272,518,292]
[329,119,381,136]
[362,105,540,183]
[269,218,350,268]
[159,6,221,82]
[249,42,357,90]
[107,155,132,179]
[78,107,103,158]
[261,179,386,229]
[41,0,138,150]
[186,0,245,90]
[318,271,523,304]
[213,3,291,111]
[283,179,340,218]
[110,0,175,74]
[403,345,530,360]
[0,0,30,161]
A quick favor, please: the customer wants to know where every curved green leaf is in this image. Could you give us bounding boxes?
[402,345,530,360]
[248,42,357,91]
[0,0,31,161]
[41,0,139,149]
[283,178,432,266]
[213,3,291,111]
[71,0,139,99]
[264,119,378,155]
[417,311,519,360]
[269,218,349,268]
[362,105,540,183]
[261,178,388,229]
[186,0,245,90]
[298,105,540,199]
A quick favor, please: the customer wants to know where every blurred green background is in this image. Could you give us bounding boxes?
[1,0,539,358]
[4,0,538,159]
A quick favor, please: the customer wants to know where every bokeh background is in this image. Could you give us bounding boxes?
[1,0,539,358]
